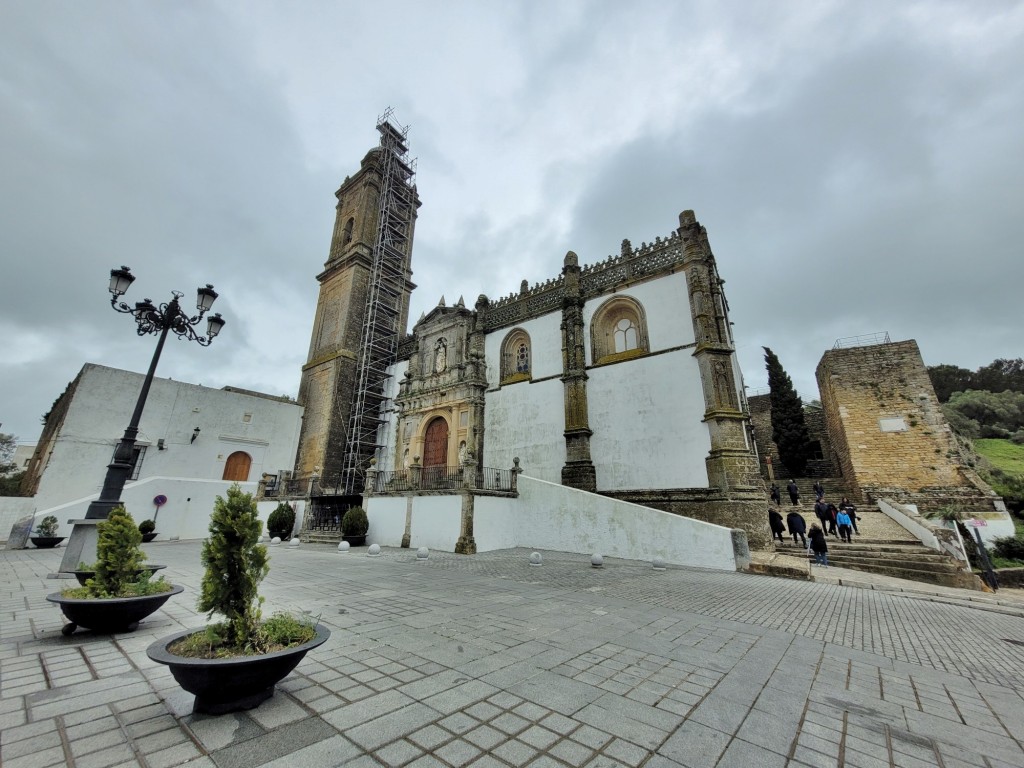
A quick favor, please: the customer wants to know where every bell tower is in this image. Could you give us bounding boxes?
[295,110,421,493]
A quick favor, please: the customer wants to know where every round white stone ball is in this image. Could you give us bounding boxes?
[367,543,381,557]
[270,536,281,545]
[529,552,542,567]
[289,538,300,547]
[591,553,604,568]
[416,547,429,560]
[337,541,350,553]
[652,557,666,571]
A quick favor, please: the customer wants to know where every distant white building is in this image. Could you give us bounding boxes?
[8,363,302,542]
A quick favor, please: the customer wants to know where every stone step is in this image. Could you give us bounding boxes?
[824,553,962,573]
[811,560,981,590]
[300,531,343,545]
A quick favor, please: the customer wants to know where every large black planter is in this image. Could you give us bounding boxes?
[146,624,331,714]
[31,536,65,549]
[47,585,184,635]
[141,532,159,543]
[342,534,367,546]
[72,564,167,587]
[268,529,291,541]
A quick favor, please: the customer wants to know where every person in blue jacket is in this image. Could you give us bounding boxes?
[836,507,853,542]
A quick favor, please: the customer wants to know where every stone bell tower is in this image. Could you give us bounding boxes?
[295,111,421,492]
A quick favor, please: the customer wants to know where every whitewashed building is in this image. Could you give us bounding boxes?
[12,363,302,542]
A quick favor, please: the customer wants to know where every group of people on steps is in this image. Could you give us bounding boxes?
[767,479,861,568]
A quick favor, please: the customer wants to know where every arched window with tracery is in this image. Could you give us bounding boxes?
[343,217,354,245]
[500,328,532,384]
[590,296,650,364]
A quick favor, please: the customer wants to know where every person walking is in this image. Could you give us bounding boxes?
[813,480,825,501]
[787,509,807,547]
[808,524,829,567]
[787,479,800,506]
[836,507,853,543]
[770,483,781,506]
[839,497,859,535]
[814,497,831,533]
[768,508,786,543]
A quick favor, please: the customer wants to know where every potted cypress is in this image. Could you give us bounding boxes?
[139,518,158,543]
[31,515,65,548]
[341,506,369,546]
[266,502,295,541]
[146,485,330,714]
[46,507,181,635]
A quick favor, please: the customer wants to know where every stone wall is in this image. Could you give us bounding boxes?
[816,340,996,512]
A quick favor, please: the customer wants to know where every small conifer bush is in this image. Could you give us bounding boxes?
[341,506,369,537]
[266,502,295,538]
[138,519,156,535]
[198,484,270,650]
[35,515,59,537]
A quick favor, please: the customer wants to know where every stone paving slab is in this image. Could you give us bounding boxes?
[2,541,1023,767]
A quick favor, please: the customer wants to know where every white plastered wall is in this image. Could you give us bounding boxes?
[364,476,737,570]
[484,273,713,490]
[25,364,303,540]
[484,311,566,481]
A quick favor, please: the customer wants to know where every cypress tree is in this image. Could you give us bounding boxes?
[763,347,812,476]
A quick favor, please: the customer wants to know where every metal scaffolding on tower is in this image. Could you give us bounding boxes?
[338,108,417,496]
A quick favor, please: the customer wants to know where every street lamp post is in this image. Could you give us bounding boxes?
[58,267,225,573]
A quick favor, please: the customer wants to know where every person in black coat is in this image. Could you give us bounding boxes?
[786,510,807,546]
[768,508,786,543]
[787,480,800,505]
[770,483,781,506]
[808,524,829,567]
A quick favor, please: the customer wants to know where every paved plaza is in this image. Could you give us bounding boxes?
[2,541,1024,768]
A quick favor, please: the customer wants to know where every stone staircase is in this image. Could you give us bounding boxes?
[778,503,983,590]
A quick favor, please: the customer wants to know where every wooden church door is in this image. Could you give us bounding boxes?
[423,418,449,470]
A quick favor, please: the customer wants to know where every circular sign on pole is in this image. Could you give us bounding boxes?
[153,495,168,507]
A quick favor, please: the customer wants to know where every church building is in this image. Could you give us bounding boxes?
[292,113,770,554]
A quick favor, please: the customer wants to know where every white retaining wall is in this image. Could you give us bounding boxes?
[365,475,738,571]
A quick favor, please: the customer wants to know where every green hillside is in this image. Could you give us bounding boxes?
[975,439,1024,474]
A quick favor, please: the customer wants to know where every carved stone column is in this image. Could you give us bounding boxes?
[680,210,770,548]
[559,251,597,492]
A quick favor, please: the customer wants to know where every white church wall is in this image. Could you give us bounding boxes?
[377,360,409,472]
[589,352,711,490]
[484,311,563,383]
[473,475,737,570]
[26,364,302,538]
[483,378,565,483]
[581,274,695,366]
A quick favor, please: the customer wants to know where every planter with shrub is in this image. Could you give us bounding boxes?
[46,507,181,634]
[139,518,158,543]
[341,506,369,546]
[266,502,295,541]
[147,485,329,714]
[31,515,65,548]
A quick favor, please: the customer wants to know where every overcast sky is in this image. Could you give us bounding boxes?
[2,1,1022,444]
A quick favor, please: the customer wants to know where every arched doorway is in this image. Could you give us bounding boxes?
[222,451,252,481]
[422,417,449,486]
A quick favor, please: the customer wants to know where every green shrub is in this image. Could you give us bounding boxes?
[138,519,156,534]
[266,502,295,537]
[992,535,1024,562]
[341,506,369,537]
[88,507,149,597]
[35,515,59,537]
[198,485,269,650]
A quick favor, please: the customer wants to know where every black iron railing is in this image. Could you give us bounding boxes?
[371,465,516,494]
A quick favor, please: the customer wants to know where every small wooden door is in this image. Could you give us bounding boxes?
[423,418,449,468]
[223,451,252,481]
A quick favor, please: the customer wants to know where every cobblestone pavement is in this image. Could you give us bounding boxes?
[2,542,1024,768]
